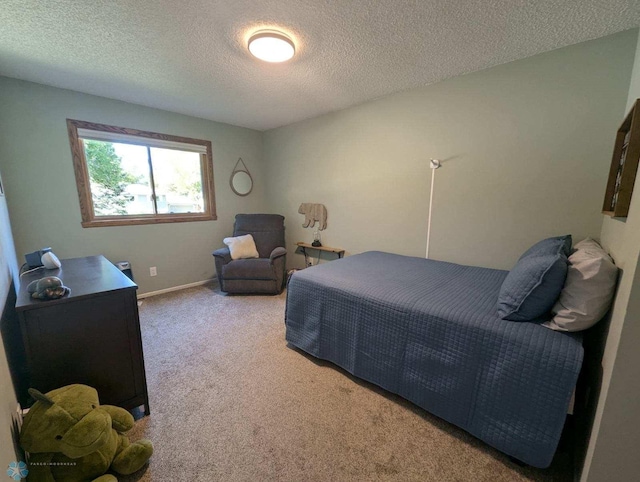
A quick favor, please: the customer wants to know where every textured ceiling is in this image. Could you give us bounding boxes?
[1,1,639,131]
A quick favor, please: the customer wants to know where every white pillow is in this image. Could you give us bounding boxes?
[223,234,259,260]
[543,238,618,332]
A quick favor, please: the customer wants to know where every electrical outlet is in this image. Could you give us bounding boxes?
[150,267,157,277]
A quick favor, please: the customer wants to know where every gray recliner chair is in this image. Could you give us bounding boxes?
[212,214,287,294]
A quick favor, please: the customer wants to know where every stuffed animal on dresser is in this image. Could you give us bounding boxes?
[27,276,69,300]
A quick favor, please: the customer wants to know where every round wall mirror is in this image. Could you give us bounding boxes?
[230,158,253,196]
[231,170,253,196]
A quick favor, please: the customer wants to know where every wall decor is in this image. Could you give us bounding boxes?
[603,99,640,218]
[298,203,327,230]
[230,158,253,196]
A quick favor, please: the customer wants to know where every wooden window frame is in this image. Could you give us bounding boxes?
[67,119,216,228]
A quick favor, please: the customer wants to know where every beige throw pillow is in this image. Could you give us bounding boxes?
[543,238,618,332]
[223,234,259,260]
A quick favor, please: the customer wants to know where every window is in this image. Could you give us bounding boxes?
[67,119,216,227]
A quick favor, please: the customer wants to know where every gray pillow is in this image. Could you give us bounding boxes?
[497,253,569,322]
[543,238,618,332]
[518,235,572,261]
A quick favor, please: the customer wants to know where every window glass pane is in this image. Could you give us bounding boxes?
[149,147,204,214]
[83,140,153,216]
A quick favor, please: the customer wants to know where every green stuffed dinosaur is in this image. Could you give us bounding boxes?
[20,385,153,482]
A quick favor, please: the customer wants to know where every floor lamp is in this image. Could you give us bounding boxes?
[426,159,441,259]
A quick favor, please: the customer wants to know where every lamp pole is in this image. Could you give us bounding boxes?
[426,159,441,259]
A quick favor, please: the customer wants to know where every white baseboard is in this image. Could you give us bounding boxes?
[137,279,216,299]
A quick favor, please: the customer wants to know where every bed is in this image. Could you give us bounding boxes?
[285,251,584,468]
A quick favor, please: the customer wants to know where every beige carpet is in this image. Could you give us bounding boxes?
[121,285,572,481]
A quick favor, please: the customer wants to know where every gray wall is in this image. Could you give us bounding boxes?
[582,30,640,482]
[264,31,637,271]
[0,168,21,473]
[0,77,266,294]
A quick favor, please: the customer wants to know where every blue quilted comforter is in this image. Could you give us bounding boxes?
[285,251,583,468]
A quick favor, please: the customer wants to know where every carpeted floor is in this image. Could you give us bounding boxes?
[121,284,572,481]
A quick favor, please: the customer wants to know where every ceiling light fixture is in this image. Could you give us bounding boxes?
[248,30,295,63]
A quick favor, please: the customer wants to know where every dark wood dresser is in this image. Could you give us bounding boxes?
[15,255,149,415]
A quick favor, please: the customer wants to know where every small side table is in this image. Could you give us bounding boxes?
[296,242,345,262]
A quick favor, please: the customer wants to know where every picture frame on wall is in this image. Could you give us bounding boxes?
[603,99,640,218]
